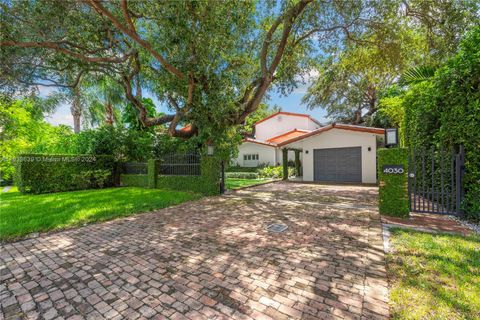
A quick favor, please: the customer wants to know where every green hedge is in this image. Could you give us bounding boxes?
[147,159,157,188]
[226,166,259,172]
[377,148,409,217]
[14,153,116,194]
[120,174,148,187]
[226,172,259,179]
[155,156,222,195]
[402,27,480,220]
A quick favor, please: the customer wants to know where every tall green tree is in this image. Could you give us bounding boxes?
[1,0,387,142]
[82,77,125,127]
[303,0,479,125]
[0,95,72,180]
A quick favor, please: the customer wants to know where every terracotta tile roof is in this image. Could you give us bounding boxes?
[179,124,192,132]
[266,129,311,144]
[242,138,277,147]
[277,123,385,146]
[254,111,322,126]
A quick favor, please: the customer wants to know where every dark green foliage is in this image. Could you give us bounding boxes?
[225,172,259,179]
[14,154,115,194]
[377,148,409,217]
[147,159,157,189]
[156,156,222,195]
[404,27,480,220]
[63,126,155,162]
[122,98,158,131]
[120,174,148,188]
[226,166,259,173]
[258,166,294,179]
[282,149,288,180]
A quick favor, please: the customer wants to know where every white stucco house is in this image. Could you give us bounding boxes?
[232,111,385,184]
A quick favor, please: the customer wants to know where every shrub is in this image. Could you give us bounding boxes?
[226,166,258,173]
[258,166,293,179]
[226,172,259,179]
[14,154,116,194]
[156,156,222,195]
[377,148,409,217]
[402,27,480,219]
[72,169,112,189]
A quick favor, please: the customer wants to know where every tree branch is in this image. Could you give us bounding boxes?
[0,40,132,63]
[121,0,136,33]
[234,0,313,124]
[85,0,185,80]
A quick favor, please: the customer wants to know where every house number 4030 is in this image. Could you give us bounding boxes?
[382,165,404,174]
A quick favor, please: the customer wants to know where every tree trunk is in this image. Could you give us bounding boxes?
[105,103,114,125]
[72,113,81,133]
[352,109,362,125]
[71,86,82,133]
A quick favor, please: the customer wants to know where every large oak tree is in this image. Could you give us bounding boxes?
[1,0,375,139]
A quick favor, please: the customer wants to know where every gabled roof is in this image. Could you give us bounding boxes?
[266,129,311,144]
[277,123,385,147]
[242,137,277,147]
[254,111,322,126]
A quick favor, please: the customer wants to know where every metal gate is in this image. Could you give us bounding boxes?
[408,145,465,215]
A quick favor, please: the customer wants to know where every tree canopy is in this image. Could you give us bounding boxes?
[2,0,396,140]
[303,0,479,124]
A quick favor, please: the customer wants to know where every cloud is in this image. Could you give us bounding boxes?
[292,69,319,94]
[44,103,73,127]
[37,85,59,97]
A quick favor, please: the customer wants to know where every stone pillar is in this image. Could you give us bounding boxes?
[282,149,288,180]
[147,159,158,188]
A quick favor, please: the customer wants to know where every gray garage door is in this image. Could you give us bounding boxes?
[313,147,362,182]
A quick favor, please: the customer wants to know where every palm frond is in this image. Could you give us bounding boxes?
[399,65,437,86]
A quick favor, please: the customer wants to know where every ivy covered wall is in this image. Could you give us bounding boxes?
[377,148,409,218]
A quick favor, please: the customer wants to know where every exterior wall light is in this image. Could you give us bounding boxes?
[207,144,214,156]
[385,128,399,148]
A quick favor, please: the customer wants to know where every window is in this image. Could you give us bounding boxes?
[243,154,259,161]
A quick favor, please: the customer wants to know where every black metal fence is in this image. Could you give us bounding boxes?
[157,153,201,176]
[408,145,465,215]
[122,162,148,174]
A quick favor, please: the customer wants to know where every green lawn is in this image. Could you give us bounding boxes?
[387,228,480,320]
[226,178,273,190]
[0,187,201,241]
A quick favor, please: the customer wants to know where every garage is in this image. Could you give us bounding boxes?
[277,124,384,184]
[313,146,362,183]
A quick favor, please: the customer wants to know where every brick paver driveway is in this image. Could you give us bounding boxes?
[1,182,389,320]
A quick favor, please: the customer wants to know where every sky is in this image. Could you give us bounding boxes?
[41,82,328,128]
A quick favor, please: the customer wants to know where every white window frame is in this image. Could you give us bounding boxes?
[243,154,259,167]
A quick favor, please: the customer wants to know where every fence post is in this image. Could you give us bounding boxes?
[147,159,158,189]
[455,145,465,216]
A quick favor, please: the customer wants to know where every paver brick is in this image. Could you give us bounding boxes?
[0,182,389,319]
